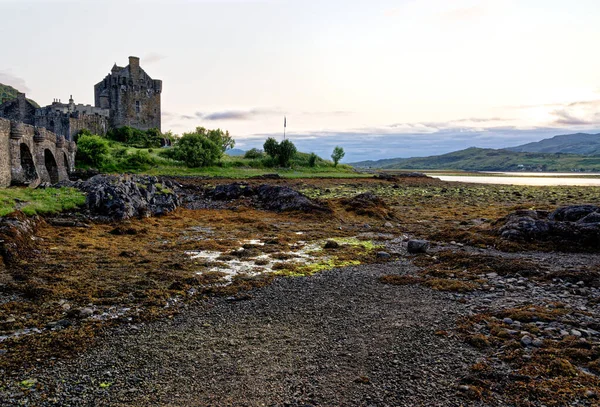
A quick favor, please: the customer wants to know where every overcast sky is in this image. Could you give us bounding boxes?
[1,0,599,161]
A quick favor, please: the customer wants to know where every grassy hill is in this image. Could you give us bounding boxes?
[0,83,39,108]
[351,147,600,172]
[507,133,600,155]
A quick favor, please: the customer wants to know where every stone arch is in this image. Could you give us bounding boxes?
[63,152,70,173]
[44,149,59,184]
[20,143,38,184]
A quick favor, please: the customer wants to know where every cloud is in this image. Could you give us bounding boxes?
[550,100,600,126]
[439,5,488,21]
[195,108,282,121]
[0,71,30,93]
[142,52,166,64]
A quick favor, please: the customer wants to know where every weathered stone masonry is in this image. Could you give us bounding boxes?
[0,117,75,187]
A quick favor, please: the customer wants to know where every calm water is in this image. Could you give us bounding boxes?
[430,174,600,186]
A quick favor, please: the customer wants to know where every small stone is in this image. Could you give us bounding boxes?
[407,240,429,254]
[324,240,340,249]
[585,390,598,399]
[570,329,582,337]
[532,339,544,347]
[520,335,533,347]
[503,318,513,325]
[383,222,394,228]
[376,251,391,259]
[79,307,94,318]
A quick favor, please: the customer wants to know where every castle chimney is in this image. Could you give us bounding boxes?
[129,56,140,78]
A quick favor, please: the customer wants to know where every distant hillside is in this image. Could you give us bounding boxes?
[507,133,600,155]
[351,147,600,172]
[0,83,39,108]
[227,148,246,156]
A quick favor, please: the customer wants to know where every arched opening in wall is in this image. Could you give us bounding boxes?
[19,144,38,184]
[44,149,59,184]
[49,120,55,133]
[63,152,70,173]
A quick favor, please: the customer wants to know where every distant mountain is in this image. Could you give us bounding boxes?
[0,83,39,108]
[227,148,246,156]
[351,147,600,172]
[507,133,600,155]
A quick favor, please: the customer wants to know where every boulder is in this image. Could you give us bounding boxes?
[63,175,179,221]
[497,205,600,251]
[407,240,429,254]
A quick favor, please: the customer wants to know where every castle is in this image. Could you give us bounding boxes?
[0,56,161,187]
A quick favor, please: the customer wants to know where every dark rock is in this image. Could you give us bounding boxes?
[249,174,281,179]
[549,205,600,222]
[497,205,600,250]
[376,251,391,259]
[407,240,429,254]
[60,175,179,221]
[205,184,330,213]
[324,240,340,249]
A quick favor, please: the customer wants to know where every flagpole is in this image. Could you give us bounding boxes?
[284,116,286,140]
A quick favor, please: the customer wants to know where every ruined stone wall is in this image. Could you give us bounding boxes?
[0,119,11,187]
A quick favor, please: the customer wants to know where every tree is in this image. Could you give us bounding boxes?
[76,135,110,168]
[308,153,317,168]
[171,132,221,167]
[205,128,235,153]
[263,137,279,158]
[331,146,345,167]
[278,139,297,167]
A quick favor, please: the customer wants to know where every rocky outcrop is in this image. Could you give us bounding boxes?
[497,205,600,250]
[202,183,330,213]
[340,192,394,220]
[62,175,179,221]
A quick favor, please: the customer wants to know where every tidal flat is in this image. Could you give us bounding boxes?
[1,175,599,406]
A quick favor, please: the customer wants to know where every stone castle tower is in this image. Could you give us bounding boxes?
[94,56,162,131]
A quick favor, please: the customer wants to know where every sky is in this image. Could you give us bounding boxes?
[1,0,599,162]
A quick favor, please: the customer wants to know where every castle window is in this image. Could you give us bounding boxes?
[135,101,140,113]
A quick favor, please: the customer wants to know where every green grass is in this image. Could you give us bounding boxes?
[93,144,364,178]
[0,187,86,216]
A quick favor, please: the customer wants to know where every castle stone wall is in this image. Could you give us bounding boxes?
[0,119,11,187]
[0,117,75,187]
[94,56,162,132]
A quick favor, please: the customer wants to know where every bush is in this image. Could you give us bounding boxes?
[76,135,110,168]
[263,138,279,158]
[119,150,156,171]
[262,138,297,167]
[244,148,264,159]
[106,126,163,148]
[278,139,297,167]
[331,146,345,167]
[308,153,317,168]
[168,132,222,167]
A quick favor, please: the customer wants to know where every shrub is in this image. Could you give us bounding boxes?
[331,146,345,167]
[76,135,110,168]
[308,153,317,167]
[169,132,222,167]
[263,138,279,158]
[119,150,156,171]
[244,148,264,159]
[278,139,297,167]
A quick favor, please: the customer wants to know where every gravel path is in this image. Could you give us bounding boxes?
[3,261,492,407]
